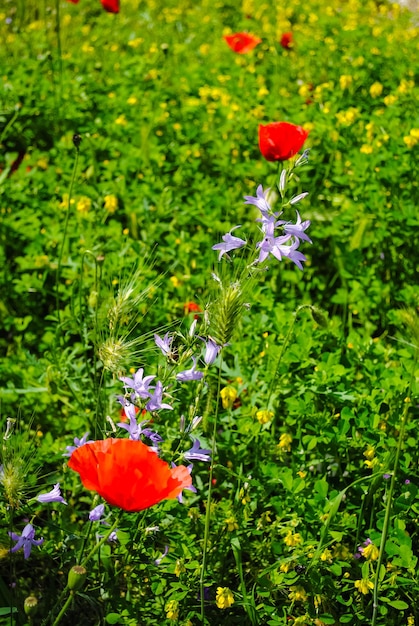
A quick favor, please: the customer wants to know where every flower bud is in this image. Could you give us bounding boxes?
[310,306,328,329]
[24,596,38,617]
[67,565,87,591]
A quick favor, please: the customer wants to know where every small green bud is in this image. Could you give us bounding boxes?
[67,565,87,591]
[310,306,328,329]
[24,596,38,617]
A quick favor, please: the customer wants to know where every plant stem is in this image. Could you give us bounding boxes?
[49,517,119,626]
[199,356,223,623]
[371,348,418,626]
[55,145,80,324]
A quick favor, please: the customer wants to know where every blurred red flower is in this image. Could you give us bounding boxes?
[101,0,120,12]
[258,122,309,162]
[223,32,261,54]
[280,32,293,49]
[66,0,80,3]
[184,301,202,318]
[68,438,192,512]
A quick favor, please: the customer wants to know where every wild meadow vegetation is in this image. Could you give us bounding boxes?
[1,0,419,624]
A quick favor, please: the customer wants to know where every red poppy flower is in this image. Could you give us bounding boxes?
[184,301,202,319]
[258,122,309,162]
[68,439,192,512]
[223,33,261,54]
[280,32,293,49]
[66,0,80,3]
[100,0,119,13]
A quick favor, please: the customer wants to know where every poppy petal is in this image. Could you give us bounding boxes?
[68,439,192,512]
[258,122,309,162]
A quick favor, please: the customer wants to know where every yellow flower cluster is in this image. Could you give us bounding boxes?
[404,129,419,149]
[369,82,383,98]
[284,530,302,547]
[255,409,273,424]
[355,578,374,595]
[220,386,237,409]
[278,433,292,452]
[104,195,118,213]
[216,587,234,609]
[336,107,359,126]
[165,600,179,621]
[224,516,239,532]
[288,585,308,602]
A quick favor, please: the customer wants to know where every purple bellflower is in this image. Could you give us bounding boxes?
[212,226,247,261]
[89,504,105,522]
[63,432,93,457]
[175,464,197,503]
[154,333,174,357]
[176,357,204,382]
[9,524,43,559]
[244,184,272,215]
[120,368,155,400]
[154,544,169,566]
[203,338,221,366]
[184,438,211,463]
[36,483,67,505]
[146,380,173,412]
[283,211,312,243]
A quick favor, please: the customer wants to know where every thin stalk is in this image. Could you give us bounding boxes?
[266,305,310,413]
[54,0,63,101]
[200,355,223,623]
[55,145,80,324]
[371,348,418,626]
[49,517,119,626]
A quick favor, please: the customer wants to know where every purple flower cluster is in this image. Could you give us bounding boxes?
[212,184,311,270]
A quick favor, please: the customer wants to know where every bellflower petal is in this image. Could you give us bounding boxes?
[37,483,67,505]
[176,357,204,382]
[212,226,247,261]
[8,524,43,559]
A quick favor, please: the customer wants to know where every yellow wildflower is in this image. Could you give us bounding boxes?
[363,444,375,460]
[59,193,75,209]
[288,585,308,602]
[77,197,91,214]
[170,276,181,288]
[284,530,302,547]
[104,195,118,213]
[115,115,128,126]
[404,135,417,149]
[336,108,359,126]
[165,600,179,621]
[220,386,237,409]
[127,95,138,105]
[278,433,292,452]
[360,144,373,154]
[383,94,397,106]
[339,75,353,90]
[280,561,292,573]
[370,82,383,98]
[216,587,234,609]
[407,616,415,626]
[320,548,332,562]
[256,410,273,424]
[397,79,414,94]
[174,559,186,577]
[355,578,374,595]
[225,516,239,532]
[362,542,379,561]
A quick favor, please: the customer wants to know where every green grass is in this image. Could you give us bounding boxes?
[0,0,418,624]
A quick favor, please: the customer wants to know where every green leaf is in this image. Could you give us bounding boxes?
[387,600,409,610]
[105,614,122,625]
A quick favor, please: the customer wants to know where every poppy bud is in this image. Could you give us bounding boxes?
[67,565,87,591]
[72,134,82,149]
[24,596,38,617]
[310,306,328,329]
